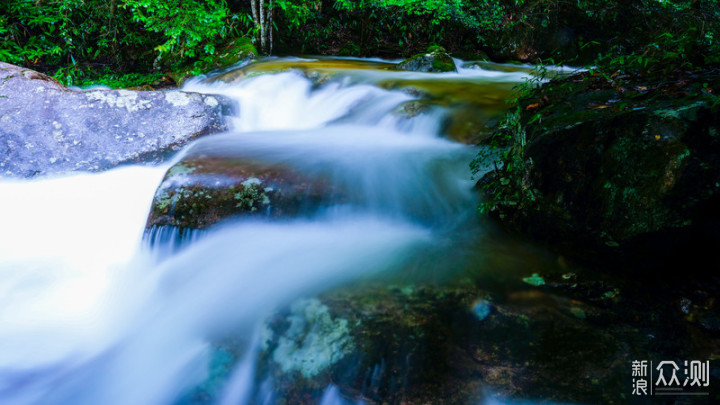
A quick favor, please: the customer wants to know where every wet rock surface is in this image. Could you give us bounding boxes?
[480,71,720,269]
[187,220,720,405]
[208,58,395,85]
[393,47,457,73]
[0,62,231,177]
[146,155,343,231]
[255,282,629,404]
[197,270,719,404]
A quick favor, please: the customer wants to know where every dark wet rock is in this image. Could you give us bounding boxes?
[479,72,720,269]
[392,99,433,119]
[146,156,343,230]
[251,282,638,404]
[180,240,720,405]
[392,100,499,144]
[0,63,231,178]
[676,289,720,334]
[393,46,457,73]
[443,104,502,144]
[699,312,720,333]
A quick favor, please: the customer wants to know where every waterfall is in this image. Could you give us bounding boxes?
[0,57,537,405]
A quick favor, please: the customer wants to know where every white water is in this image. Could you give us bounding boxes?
[0,58,534,404]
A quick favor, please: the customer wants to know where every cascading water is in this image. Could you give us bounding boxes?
[0,57,556,404]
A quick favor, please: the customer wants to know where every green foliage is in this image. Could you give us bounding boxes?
[82,71,166,89]
[0,0,254,86]
[3,0,720,87]
[122,0,229,59]
[331,0,523,44]
[471,106,535,216]
[122,0,257,76]
[0,0,149,68]
[472,0,720,219]
[588,0,720,76]
[275,0,318,28]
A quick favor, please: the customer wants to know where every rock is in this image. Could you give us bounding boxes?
[393,46,457,73]
[392,99,433,119]
[479,72,720,269]
[185,261,720,404]
[209,37,258,70]
[170,38,257,86]
[0,62,231,178]
[246,282,638,404]
[207,57,397,86]
[442,104,501,144]
[146,156,343,231]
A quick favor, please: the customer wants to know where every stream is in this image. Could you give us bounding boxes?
[1,58,606,405]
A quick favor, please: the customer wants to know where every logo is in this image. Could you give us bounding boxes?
[632,360,710,396]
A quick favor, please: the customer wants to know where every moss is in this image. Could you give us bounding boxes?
[146,157,344,230]
[426,45,446,53]
[153,188,178,212]
[393,49,458,73]
[233,177,271,211]
[476,70,720,267]
[431,53,456,72]
[165,162,196,178]
[255,280,642,404]
[214,37,257,68]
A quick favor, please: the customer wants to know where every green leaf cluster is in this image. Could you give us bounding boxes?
[588,0,720,76]
[0,0,255,87]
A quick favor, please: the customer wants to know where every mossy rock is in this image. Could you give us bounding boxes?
[391,99,433,119]
[393,47,457,73]
[248,282,639,404]
[184,268,720,404]
[479,71,720,269]
[213,37,258,69]
[146,156,343,231]
[170,37,258,86]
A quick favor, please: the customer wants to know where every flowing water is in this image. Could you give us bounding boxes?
[0,58,582,404]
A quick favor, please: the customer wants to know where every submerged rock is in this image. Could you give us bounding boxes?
[442,104,502,144]
[208,57,395,85]
[252,282,636,404]
[0,62,231,177]
[392,99,432,119]
[146,156,342,230]
[393,46,457,73]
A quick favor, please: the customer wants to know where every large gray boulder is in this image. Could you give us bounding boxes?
[0,62,231,177]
